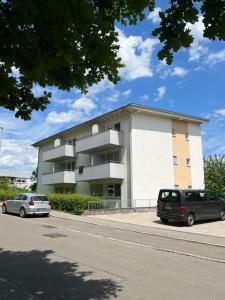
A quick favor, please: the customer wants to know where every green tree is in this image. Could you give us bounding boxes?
[0,177,9,190]
[30,168,38,192]
[204,155,225,199]
[0,0,224,120]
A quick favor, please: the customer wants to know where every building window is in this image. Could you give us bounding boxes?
[91,184,103,197]
[173,156,178,165]
[172,128,176,137]
[107,184,121,197]
[186,158,191,167]
[185,132,189,141]
[107,123,120,131]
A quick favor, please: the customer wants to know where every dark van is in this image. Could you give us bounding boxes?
[157,189,225,226]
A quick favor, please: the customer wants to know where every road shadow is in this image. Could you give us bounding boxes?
[0,248,122,300]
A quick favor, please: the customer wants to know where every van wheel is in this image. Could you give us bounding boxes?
[20,208,26,218]
[186,213,195,227]
[2,204,7,214]
[220,210,225,221]
[160,218,168,224]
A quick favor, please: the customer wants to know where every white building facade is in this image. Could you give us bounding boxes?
[33,104,207,208]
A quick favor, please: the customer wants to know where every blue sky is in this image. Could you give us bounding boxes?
[0,6,225,177]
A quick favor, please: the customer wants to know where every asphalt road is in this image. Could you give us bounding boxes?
[1,212,225,300]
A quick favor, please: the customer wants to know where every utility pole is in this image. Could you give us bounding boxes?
[0,127,3,153]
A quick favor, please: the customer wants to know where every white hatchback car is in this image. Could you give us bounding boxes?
[2,193,51,218]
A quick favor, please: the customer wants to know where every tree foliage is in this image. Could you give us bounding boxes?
[204,155,225,199]
[0,0,224,119]
[30,168,37,192]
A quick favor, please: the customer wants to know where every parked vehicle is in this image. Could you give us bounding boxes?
[157,189,225,226]
[1,193,51,218]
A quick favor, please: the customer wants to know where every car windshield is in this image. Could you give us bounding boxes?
[31,196,48,201]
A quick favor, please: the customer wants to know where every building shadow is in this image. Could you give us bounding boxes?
[0,248,122,300]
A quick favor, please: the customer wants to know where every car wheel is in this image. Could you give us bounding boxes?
[186,213,195,227]
[2,204,7,214]
[220,210,225,221]
[160,217,168,223]
[20,208,26,218]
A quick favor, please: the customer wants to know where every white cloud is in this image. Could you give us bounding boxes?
[140,94,149,101]
[106,90,120,102]
[0,138,38,177]
[122,89,131,97]
[187,17,205,41]
[147,7,161,24]
[87,78,114,97]
[170,67,189,77]
[154,86,166,101]
[206,49,225,66]
[215,108,225,117]
[117,27,158,80]
[189,42,208,62]
[71,97,96,113]
[46,110,83,124]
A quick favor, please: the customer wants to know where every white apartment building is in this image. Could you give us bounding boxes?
[0,175,33,190]
[33,104,208,208]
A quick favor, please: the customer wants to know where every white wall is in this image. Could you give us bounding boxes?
[131,113,174,207]
[37,143,55,193]
[188,123,205,189]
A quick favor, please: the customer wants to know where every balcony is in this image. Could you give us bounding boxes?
[43,144,76,162]
[76,129,123,154]
[42,171,76,185]
[76,162,124,182]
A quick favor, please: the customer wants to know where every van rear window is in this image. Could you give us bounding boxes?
[159,191,180,202]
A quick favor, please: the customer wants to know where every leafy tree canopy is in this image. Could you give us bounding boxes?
[204,155,225,200]
[0,0,224,120]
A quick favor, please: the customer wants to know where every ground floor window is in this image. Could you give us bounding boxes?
[107,184,121,197]
[91,184,103,197]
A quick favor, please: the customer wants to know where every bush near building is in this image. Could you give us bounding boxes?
[48,193,103,215]
[204,155,225,200]
[0,189,102,215]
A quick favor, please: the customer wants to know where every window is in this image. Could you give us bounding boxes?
[206,191,219,202]
[185,132,189,141]
[91,184,103,197]
[173,156,178,165]
[14,194,22,200]
[185,191,196,201]
[186,158,191,167]
[107,184,121,197]
[107,123,120,131]
[172,128,176,137]
[159,190,180,202]
[196,191,207,201]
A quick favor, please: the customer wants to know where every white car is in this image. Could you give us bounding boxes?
[2,193,51,218]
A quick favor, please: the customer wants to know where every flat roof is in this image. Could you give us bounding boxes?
[32,103,208,147]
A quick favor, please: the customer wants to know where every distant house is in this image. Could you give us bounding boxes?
[0,175,33,190]
[32,103,208,208]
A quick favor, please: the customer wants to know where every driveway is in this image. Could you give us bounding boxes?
[91,211,225,238]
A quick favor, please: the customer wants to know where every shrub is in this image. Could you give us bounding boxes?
[47,193,103,215]
[0,189,103,215]
[0,188,28,201]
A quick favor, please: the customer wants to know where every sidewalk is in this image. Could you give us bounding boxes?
[91,211,225,238]
[50,210,225,246]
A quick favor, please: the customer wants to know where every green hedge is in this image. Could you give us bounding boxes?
[0,189,103,215]
[47,193,103,215]
[0,188,28,201]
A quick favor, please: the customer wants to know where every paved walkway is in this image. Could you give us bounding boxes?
[91,211,225,238]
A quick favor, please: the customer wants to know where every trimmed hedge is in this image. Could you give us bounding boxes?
[47,193,103,215]
[0,189,103,215]
[0,188,28,201]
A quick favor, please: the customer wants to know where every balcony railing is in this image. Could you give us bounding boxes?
[75,162,124,182]
[43,144,76,162]
[76,129,123,154]
[42,170,76,185]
